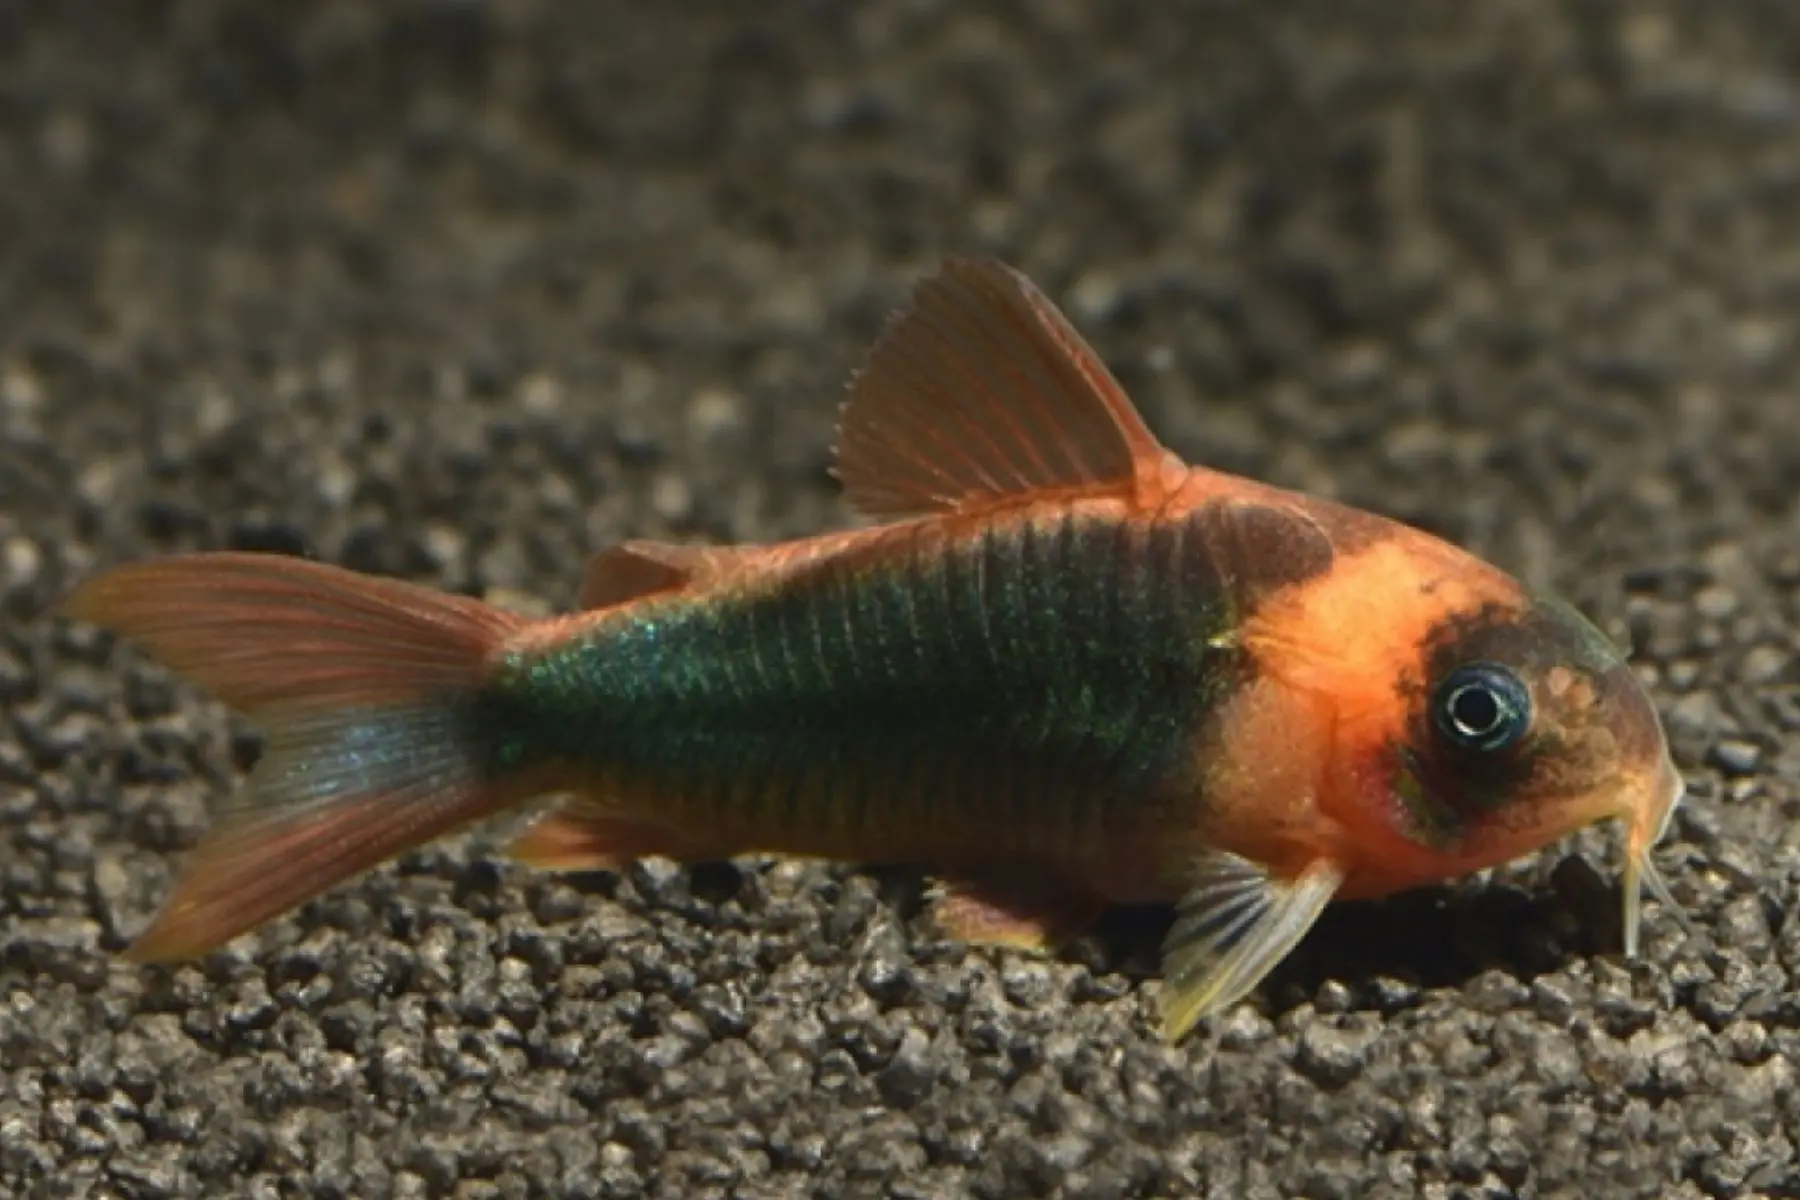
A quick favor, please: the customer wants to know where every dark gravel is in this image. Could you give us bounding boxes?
[6,3,1800,1197]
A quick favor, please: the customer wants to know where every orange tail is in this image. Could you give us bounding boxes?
[61,552,532,961]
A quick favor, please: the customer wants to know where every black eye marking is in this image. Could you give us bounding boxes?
[1432,662,1532,753]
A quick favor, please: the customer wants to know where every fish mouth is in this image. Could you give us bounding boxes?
[1620,752,1688,958]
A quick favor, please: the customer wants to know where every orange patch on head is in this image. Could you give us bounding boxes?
[1193,515,1531,886]
[1240,522,1524,732]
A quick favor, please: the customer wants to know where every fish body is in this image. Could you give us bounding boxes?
[62,258,1684,1039]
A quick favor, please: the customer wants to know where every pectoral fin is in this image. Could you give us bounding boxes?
[1159,852,1343,1042]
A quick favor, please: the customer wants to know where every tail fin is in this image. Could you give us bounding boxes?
[61,552,533,961]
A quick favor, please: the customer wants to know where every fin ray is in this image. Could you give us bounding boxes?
[834,257,1173,518]
[133,740,531,961]
[1159,852,1343,1041]
[60,551,536,959]
[61,552,519,714]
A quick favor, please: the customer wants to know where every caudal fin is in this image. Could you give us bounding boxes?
[62,552,533,961]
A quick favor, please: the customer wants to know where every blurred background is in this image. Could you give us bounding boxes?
[5,3,1800,1197]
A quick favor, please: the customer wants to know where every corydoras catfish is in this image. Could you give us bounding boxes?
[62,257,1685,1039]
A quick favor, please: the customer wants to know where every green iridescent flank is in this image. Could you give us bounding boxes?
[478,510,1249,863]
[492,736,529,770]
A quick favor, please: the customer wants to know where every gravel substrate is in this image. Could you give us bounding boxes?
[7,3,1800,1197]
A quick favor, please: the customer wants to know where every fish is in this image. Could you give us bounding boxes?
[60,256,1686,1040]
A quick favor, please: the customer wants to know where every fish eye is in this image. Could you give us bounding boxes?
[1432,662,1532,753]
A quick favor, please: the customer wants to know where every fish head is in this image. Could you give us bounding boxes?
[1363,588,1683,951]
[1226,509,1683,955]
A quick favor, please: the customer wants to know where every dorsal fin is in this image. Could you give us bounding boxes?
[833,257,1177,519]
[579,541,756,609]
